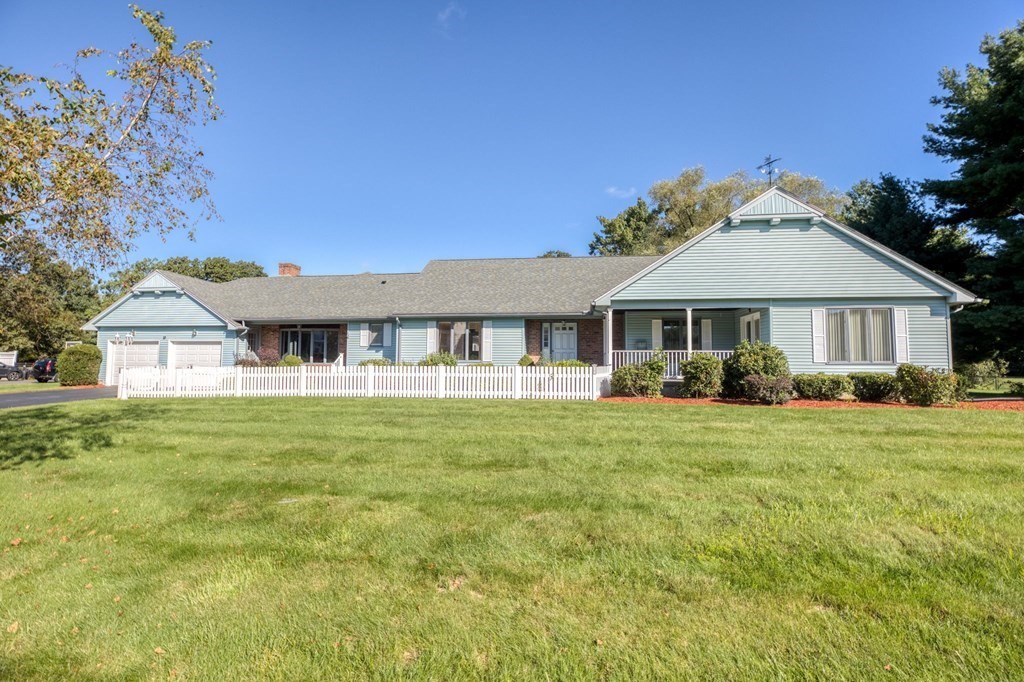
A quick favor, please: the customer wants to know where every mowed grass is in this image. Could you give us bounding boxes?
[0,380,66,394]
[0,399,1022,680]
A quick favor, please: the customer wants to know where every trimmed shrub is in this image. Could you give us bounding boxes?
[679,353,723,398]
[545,359,590,368]
[722,341,790,398]
[954,358,1009,389]
[358,357,393,367]
[234,357,260,368]
[611,351,666,398]
[742,374,794,405]
[895,363,961,406]
[280,354,303,367]
[1009,382,1024,398]
[518,354,535,367]
[57,344,102,386]
[849,372,898,402]
[256,348,280,366]
[792,373,854,401]
[419,351,458,367]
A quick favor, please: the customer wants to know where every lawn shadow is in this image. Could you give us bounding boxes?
[0,403,165,470]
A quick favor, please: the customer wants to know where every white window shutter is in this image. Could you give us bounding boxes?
[359,323,369,347]
[651,319,663,349]
[894,308,909,363]
[482,320,493,361]
[382,323,393,347]
[426,322,438,353]
[811,309,826,362]
[701,319,713,350]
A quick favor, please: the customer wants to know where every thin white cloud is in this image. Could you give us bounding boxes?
[436,2,466,33]
[604,186,637,199]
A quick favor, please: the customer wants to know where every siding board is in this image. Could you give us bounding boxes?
[612,219,949,301]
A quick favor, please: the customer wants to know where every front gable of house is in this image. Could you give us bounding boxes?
[84,272,231,330]
[608,191,958,303]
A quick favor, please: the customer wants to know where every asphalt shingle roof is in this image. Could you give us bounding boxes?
[157,256,659,322]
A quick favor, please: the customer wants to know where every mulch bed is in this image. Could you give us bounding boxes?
[600,396,1024,412]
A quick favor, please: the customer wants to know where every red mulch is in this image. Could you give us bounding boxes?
[600,396,1024,412]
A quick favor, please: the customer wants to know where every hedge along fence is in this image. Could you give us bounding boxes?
[118,364,610,401]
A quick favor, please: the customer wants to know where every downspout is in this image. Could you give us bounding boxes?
[394,316,401,364]
[947,305,964,369]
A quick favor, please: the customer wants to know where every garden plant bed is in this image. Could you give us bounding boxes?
[602,396,1024,411]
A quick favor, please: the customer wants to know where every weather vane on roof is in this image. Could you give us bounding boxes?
[757,155,782,187]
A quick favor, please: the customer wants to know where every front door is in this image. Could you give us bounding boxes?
[551,323,577,361]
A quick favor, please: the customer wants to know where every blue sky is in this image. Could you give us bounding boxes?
[3,1,1020,275]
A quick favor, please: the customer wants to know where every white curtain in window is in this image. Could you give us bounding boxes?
[849,310,869,362]
[872,309,893,363]
[827,310,847,362]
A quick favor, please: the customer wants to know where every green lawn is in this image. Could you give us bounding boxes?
[967,377,1024,399]
[0,380,66,393]
[1,399,1022,680]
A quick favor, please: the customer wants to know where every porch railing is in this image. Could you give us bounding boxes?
[611,350,734,378]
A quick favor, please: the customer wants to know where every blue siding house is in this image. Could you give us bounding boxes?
[84,187,977,384]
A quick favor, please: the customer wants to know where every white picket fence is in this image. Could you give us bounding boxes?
[118,364,609,401]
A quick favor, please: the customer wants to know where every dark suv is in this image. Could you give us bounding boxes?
[32,358,58,383]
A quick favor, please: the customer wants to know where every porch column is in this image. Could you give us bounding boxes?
[603,308,613,366]
[686,308,693,355]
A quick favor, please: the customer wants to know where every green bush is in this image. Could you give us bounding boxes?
[792,373,854,401]
[545,359,590,368]
[895,363,961,406]
[611,351,666,398]
[419,351,458,366]
[57,344,102,386]
[1009,382,1024,398]
[954,358,1009,389]
[742,374,794,405]
[848,373,898,402]
[722,341,790,398]
[358,357,393,367]
[518,354,535,367]
[280,354,303,367]
[679,353,723,398]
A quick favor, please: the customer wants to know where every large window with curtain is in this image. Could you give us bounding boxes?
[280,328,340,363]
[437,321,483,361]
[826,308,893,363]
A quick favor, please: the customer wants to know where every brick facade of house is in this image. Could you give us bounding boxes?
[255,323,348,363]
[525,316,624,365]
[257,324,280,359]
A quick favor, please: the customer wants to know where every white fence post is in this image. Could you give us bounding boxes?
[436,365,446,399]
[235,366,243,397]
[366,364,376,398]
[299,364,307,397]
[512,365,522,399]
[117,371,127,400]
[173,369,182,398]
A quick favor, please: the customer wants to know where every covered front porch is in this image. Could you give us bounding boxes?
[603,307,768,378]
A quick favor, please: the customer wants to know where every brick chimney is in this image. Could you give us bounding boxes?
[278,262,301,277]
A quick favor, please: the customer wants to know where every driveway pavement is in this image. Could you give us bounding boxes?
[0,387,118,410]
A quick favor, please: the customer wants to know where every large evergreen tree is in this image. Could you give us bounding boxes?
[922,21,1024,370]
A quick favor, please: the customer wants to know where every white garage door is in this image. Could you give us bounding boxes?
[108,341,159,384]
[171,341,222,369]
